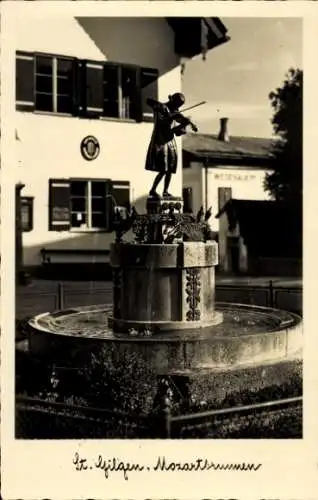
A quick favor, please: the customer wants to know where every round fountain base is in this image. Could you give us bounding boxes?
[110,311,224,334]
[28,303,302,373]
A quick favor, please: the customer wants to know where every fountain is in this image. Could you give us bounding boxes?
[27,92,302,407]
[28,196,302,406]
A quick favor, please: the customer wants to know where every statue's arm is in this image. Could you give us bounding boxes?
[172,124,187,136]
[146,98,162,110]
[146,99,171,120]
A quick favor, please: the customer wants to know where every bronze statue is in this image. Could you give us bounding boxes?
[145,93,199,199]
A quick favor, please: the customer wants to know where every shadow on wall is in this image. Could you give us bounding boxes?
[75,17,179,75]
[22,195,149,279]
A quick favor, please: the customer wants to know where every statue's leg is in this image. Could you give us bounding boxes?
[163,142,177,198]
[150,172,164,197]
[162,173,172,197]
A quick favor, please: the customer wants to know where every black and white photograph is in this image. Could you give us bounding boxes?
[11,11,304,442]
[5,0,318,497]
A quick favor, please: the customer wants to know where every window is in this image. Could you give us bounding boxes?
[16,51,159,122]
[20,197,34,232]
[35,56,74,114]
[218,187,232,212]
[70,180,110,230]
[49,178,130,232]
[103,65,138,120]
[182,187,193,213]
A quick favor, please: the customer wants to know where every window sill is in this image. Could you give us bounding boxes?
[19,109,152,124]
[70,228,112,234]
[34,110,138,123]
[33,110,73,118]
[99,116,140,125]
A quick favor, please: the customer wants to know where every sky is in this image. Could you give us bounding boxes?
[182,18,302,139]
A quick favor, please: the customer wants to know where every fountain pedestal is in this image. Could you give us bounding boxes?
[110,195,222,334]
[110,241,222,333]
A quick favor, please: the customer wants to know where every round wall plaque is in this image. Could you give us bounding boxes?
[80,136,100,161]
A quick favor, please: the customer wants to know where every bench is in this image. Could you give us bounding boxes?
[40,248,111,280]
[40,248,110,265]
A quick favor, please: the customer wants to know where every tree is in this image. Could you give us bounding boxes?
[264,68,303,202]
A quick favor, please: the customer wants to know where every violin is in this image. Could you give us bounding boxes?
[172,112,198,134]
[147,98,204,134]
[168,101,206,134]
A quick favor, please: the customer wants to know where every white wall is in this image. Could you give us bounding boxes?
[184,162,271,231]
[15,17,182,266]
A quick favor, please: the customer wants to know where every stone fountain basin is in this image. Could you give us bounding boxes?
[28,303,302,373]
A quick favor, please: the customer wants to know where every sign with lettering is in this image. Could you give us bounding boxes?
[213,173,256,182]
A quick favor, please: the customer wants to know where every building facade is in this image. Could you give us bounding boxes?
[216,199,302,276]
[182,118,274,233]
[15,16,229,274]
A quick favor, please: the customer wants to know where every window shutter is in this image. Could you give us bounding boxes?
[140,68,159,122]
[113,181,131,210]
[218,187,232,212]
[103,63,120,118]
[82,60,104,117]
[75,60,85,116]
[49,179,71,231]
[16,52,35,111]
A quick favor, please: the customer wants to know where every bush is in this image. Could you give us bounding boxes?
[75,346,157,415]
[16,317,31,341]
[16,344,158,415]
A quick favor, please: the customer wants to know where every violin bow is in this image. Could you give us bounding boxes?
[178,101,206,114]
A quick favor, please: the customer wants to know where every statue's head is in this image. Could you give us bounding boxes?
[168,92,185,110]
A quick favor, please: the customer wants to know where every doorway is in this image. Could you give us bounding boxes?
[227,236,240,273]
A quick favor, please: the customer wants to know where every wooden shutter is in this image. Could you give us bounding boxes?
[218,187,232,212]
[82,60,104,117]
[103,63,119,118]
[75,60,85,116]
[182,187,193,213]
[140,68,159,122]
[48,179,71,231]
[16,52,35,111]
[112,181,130,210]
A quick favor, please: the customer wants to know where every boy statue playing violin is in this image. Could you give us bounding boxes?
[145,92,198,199]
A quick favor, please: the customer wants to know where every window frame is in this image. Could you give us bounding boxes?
[69,178,113,233]
[33,51,76,116]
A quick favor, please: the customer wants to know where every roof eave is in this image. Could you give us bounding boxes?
[166,17,230,59]
[183,149,275,164]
